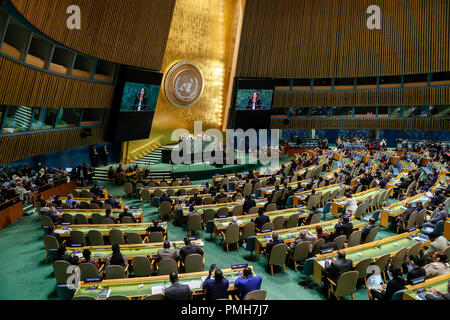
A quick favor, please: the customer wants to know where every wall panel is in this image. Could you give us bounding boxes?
[272,86,450,107]
[236,0,450,78]
[0,127,104,164]
[0,55,114,108]
[10,0,176,71]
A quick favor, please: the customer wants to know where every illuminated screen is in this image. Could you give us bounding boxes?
[119,82,160,112]
[235,89,274,111]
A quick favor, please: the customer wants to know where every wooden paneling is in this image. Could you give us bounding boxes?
[0,127,104,164]
[236,0,450,78]
[272,86,450,107]
[0,201,23,230]
[271,118,448,131]
[0,55,114,108]
[11,0,176,71]
[33,181,77,202]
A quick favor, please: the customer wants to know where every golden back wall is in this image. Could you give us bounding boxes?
[11,0,176,70]
[236,0,450,78]
[124,0,241,163]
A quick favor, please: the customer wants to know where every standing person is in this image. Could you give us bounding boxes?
[91,146,98,168]
[102,145,109,167]
[342,191,358,216]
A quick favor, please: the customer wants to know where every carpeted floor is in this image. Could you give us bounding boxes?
[0,166,400,300]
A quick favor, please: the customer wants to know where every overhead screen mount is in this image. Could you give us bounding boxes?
[233,78,275,130]
[107,65,163,143]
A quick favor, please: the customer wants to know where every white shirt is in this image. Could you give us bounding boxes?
[343,197,358,214]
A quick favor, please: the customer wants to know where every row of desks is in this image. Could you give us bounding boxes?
[379,192,430,227]
[403,273,450,300]
[73,267,248,300]
[54,222,168,238]
[312,230,429,286]
[56,208,144,222]
[331,187,385,217]
[254,218,365,260]
[66,239,205,262]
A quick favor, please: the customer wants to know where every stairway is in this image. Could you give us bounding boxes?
[132,148,163,166]
[10,106,33,130]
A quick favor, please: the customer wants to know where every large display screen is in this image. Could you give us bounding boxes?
[235,89,274,111]
[119,82,160,112]
[232,79,274,129]
[107,66,163,143]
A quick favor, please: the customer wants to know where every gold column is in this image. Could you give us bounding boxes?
[123,0,243,163]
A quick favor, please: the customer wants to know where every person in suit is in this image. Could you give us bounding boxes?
[360,218,377,242]
[159,192,172,204]
[246,91,262,110]
[391,202,414,232]
[54,246,79,265]
[146,219,165,233]
[406,255,426,284]
[368,265,406,300]
[157,241,180,261]
[180,238,204,262]
[422,232,449,262]
[52,195,62,206]
[243,195,256,214]
[335,216,354,239]
[423,203,448,229]
[202,267,229,300]
[252,208,270,231]
[234,267,263,299]
[299,206,320,226]
[289,230,315,250]
[187,205,201,217]
[90,195,103,208]
[189,192,203,206]
[425,280,450,300]
[105,195,120,209]
[265,231,284,257]
[164,272,192,300]
[89,184,104,197]
[103,208,118,224]
[423,251,450,279]
[119,206,137,223]
[102,145,109,167]
[323,250,354,287]
[132,87,148,111]
[46,224,63,245]
[41,206,60,223]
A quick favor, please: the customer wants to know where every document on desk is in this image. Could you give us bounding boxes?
[151,285,166,295]
[186,280,202,290]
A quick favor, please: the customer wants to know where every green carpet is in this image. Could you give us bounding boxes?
[0,171,400,300]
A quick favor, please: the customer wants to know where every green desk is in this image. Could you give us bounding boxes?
[74,187,109,198]
[294,183,344,207]
[54,222,168,239]
[398,160,414,172]
[431,174,448,192]
[403,273,450,300]
[56,208,144,222]
[182,199,267,217]
[143,184,205,196]
[379,193,429,227]
[331,187,384,217]
[66,239,204,261]
[73,267,248,300]
[294,165,320,177]
[386,171,409,195]
[49,197,123,208]
[254,218,365,260]
[260,179,309,198]
[313,230,428,286]
[212,207,311,236]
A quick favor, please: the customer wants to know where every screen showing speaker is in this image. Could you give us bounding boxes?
[233,79,274,129]
[235,89,274,111]
[107,66,163,143]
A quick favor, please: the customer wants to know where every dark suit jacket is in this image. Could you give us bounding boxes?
[164,282,192,300]
[243,199,256,213]
[325,258,353,282]
[406,267,426,284]
[361,224,376,242]
[340,222,354,238]
[133,97,148,111]
[254,215,270,230]
[246,99,261,110]
[203,277,229,300]
[180,244,203,261]
[265,239,284,255]
[119,212,137,223]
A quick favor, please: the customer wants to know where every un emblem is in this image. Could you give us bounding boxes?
[164,61,204,108]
